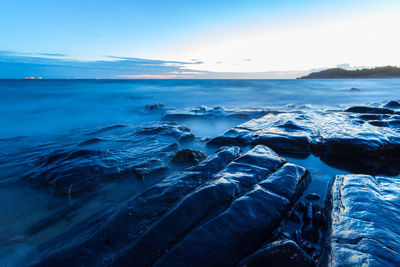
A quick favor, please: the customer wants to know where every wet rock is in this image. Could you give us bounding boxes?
[368,120,389,127]
[146,103,164,110]
[305,193,321,200]
[29,146,240,267]
[163,106,271,121]
[303,203,313,223]
[383,100,400,109]
[25,122,193,195]
[302,224,319,243]
[312,211,325,227]
[29,145,311,266]
[295,202,307,212]
[300,240,317,255]
[349,87,361,92]
[327,174,400,266]
[238,240,313,267]
[208,109,400,173]
[171,148,207,165]
[359,114,389,121]
[287,211,301,223]
[345,106,394,114]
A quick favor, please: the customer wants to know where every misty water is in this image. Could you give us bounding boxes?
[0,79,400,265]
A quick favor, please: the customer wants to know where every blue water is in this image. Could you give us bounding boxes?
[1,79,400,139]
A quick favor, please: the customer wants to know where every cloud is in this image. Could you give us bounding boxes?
[0,51,203,79]
[118,74,180,79]
[36,53,67,57]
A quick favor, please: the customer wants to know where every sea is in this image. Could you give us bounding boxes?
[1,79,400,139]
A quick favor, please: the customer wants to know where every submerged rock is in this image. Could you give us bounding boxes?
[163,106,271,121]
[171,148,207,165]
[25,122,194,195]
[29,145,311,266]
[146,103,165,110]
[326,174,400,266]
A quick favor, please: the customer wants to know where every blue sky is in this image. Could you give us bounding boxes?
[1,0,399,78]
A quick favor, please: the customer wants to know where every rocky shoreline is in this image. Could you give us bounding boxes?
[1,100,400,266]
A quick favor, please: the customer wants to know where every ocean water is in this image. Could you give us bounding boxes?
[1,79,400,139]
[0,79,399,266]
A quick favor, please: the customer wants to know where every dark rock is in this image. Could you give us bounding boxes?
[345,106,394,114]
[312,211,325,227]
[29,146,240,267]
[208,110,400,173]
[383,100,400,109]
[295,202,307,212]
[350,87,361,92]
[293,230,302,244]
[238,240,313,267]
[302,224,319,243]
[287,211,301,223]
[301,240,317,255]
[171,148,207,165]
[30,145,311,266]
[24,122,193,195]
[359,114,389,121]
[305,193,321,200]
[146,103,164,110]
[163,106,270,121]
[303,203,313,223]
[368,120,388,127]
[327,174,400,266]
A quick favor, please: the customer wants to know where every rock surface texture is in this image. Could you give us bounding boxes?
[209,107,400,173]
[29,145,311,266]
[24,122,194,195]
[326,174,400,266]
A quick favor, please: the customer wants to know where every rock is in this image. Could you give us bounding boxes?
[305,193,321,200]
[312,211,325,227]
[350,87,361,92]
[368,120,389,127]
[302,224,319,243]
[383,100,400,109]
[301,240,317,255]
[23,122,194,195]
[29,145,311,266]
[303,203,313,223]
[171,148,207,165]
[208,109,400,173]
[29,146,240,266]
[295,202,307,212]
[163,106,271,121]
[146,103,164,110]
[345,106,394,114]
[327,174,400,266]
[287,211,301,223]
[238,240,313,267]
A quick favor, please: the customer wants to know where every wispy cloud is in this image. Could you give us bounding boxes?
[36,53,67,57]
[0,50,313,79]
[0,51,203,79]
[119,74,180,79]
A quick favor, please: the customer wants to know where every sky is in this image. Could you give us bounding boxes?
[0,0,399,78]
